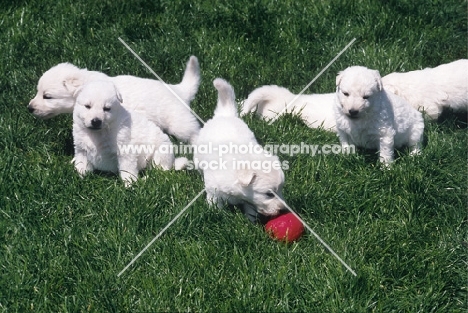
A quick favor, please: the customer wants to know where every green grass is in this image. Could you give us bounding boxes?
[1,0,467,312]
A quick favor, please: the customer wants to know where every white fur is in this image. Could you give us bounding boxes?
[72,80,179,187]
[382,59,468,120]
[334,66,424,165]
[241,59,468,130]
[194,78,287,221]
[29,56,201,143]
[241,85,336,131]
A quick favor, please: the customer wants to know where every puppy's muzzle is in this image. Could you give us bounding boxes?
[90,118,102,129]
[27,105,35,113]
[348,109,359,118]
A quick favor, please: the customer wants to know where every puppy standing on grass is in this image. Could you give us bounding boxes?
[73,80,182,187]
[334,66,424,165]
[29,56,201,144]
[194,78,288,222]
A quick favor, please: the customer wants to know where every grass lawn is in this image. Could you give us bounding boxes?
[0,0,467,312]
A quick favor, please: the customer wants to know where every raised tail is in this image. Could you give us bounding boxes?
[179,56,201,104]
[213,78,238,118]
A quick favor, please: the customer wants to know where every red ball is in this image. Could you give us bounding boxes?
[265,212,304,242]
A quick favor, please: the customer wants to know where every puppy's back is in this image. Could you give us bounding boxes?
[241,85,294,118]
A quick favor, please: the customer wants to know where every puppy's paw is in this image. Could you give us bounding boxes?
[174,157,189,170]
[379,157,393,170]
[409,147,421,156]
[206,192,225,209]
[152,152,175,171]
[120,171,138,187]
[341,144,354,155]
[73,160,91,178]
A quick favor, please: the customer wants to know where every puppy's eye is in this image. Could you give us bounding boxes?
[265,192,276,199]
[43,94,52,100]
[342,91,349,97]
[84,104,91,109]
[363,95,370,99]
[103,107,111,112]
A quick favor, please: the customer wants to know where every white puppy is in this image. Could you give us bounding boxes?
[382,59,468,120]
[194,78,288,221]
[29,56,201,143]
[73,80,178,187]
[241,85,336,131]
[334,66,424,165]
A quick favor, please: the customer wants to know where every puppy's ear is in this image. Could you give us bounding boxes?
[63,76,84,94]
[72,85,83,98]
[236,170,256,187]
[336,71,344,87]
[114,86,123,103]
[372,70,383,91]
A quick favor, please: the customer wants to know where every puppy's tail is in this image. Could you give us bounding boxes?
[240,85,295,118]
[213,78,238,118]
[179,56,201,104]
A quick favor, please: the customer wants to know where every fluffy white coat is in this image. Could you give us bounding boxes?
[241,85,336,131]
[382,59,468,120]
[195,78,287,221]
[241,59,468,131]
[334,66,424,165]
[73,80,177,187]
[29,56,201,143]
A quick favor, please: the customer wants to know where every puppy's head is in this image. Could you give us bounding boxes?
[235,162,286,216]
[73,81,123,131]
[28,63,86,119]
[335,66,382,118]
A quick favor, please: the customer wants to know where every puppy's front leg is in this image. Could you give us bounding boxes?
[337,130,353,155]
[206,190,224,209]
[241,203,259,223]
[73,149,93,177]
[118,156,139,187]
[408,131,423,156]
[379,127,395,165]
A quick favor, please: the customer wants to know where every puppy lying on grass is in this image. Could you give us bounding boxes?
[194,78,288,222]
[334,66,424,165]
[29,56,201,144]
[241,85,336,132]
[241,59,467,131]
[73,80,185,187]
[382,59,468,120]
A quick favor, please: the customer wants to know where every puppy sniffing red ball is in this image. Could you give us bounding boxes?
[265,212,304,242]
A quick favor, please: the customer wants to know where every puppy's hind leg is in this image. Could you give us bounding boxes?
[152,141,175,170]
[168,120,201,145]
[174,157,189,170]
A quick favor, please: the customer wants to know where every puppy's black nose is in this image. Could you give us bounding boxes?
[27,105,35,113]
[349,109,359,117]
[91,118,102,129]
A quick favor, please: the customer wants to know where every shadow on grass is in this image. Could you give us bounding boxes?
[437,109,467,129]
